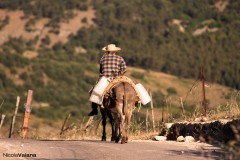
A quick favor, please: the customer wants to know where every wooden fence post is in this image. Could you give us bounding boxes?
[161,104,164,123]
[146,109,149,134]
[84,116,94,130]
[22,90,33,138]
[60,113,71,135]
[0,114,6,130]
[180,97,186,120]
[150,92,155,133]
[200,66,207,117]
[9,96,20,138]
[165,96,170,122]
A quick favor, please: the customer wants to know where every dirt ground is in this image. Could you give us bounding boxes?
[0,138,221,160]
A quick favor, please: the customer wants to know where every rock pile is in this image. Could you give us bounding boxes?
[159,119,240,143]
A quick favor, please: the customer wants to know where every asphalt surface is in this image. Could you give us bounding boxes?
[0,138,221,160]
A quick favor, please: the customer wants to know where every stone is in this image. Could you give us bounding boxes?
[164,123,174,129]
[154,136,167,141]
[177,136,185,142]
[185,136,195,142]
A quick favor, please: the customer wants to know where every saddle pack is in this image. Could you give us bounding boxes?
[89,76,151,105]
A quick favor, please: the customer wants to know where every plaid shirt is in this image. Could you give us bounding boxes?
[100,53,127,77]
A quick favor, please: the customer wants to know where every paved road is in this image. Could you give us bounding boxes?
[0,139,220,160]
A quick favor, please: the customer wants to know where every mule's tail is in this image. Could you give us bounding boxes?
[122,83,127,116]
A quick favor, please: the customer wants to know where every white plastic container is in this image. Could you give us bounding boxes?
[135,83,151,105]
[89,92,103,105]
[92,76,110,96]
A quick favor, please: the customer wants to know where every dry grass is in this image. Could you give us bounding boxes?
[22,50,38,59]
[215,0,229,12]
[207,91,240,120]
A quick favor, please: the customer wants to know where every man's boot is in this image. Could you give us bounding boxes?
[88,102,98,116]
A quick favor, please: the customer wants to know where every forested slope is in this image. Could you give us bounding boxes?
[1,0,239,88]
[0,0,239,124]
[81,0,239,89]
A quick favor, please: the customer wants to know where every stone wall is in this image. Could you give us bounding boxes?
[160,119,240,143]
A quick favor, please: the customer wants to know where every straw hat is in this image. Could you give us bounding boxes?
[102,44,121,52]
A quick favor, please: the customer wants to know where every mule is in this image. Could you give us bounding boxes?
[101,82,138,144]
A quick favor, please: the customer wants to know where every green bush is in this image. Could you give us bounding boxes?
[131,71,145,80]
[81,17,87,23]
[167,87,177,95]
[152,90,165,108]
[41,35,51,46]
[19,72,28,81]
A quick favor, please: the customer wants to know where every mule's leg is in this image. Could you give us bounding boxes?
[100,109,107,141]
[114,104,126,144]
[125,108,133,143]
[120,114,127,144]
[113,113,120,143]
[115,105,126,144]
[102,117,107,141]
[108,111,115,141]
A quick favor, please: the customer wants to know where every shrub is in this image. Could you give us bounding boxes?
[167,87,177,95]
[41,35,51,46]
[81,17,87,23]
[131,71,145,80]
[19,72,28,81]
[152,90,165,108]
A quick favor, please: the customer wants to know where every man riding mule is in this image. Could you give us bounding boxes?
[88,43,129,142]
[88,44,127,116]
[88,44,150,143]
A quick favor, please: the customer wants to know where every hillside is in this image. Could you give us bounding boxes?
[0,0,239,138]
[0,64,237,138]
[0,70,235,139]
[0,0,239,89]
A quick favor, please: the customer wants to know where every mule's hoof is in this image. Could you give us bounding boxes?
[121,137,126,144]
[101,136,106,141]
[115,137,120,143]
[111,137,115,141]
[125,137,128,143]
